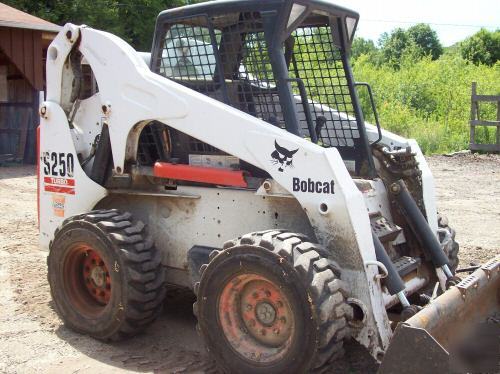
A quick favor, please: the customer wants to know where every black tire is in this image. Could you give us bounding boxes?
[47,209,166,341]
[437,214,460,273]
[193,230,350,374]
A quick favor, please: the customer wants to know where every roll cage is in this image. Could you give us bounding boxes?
[151,0,375,176]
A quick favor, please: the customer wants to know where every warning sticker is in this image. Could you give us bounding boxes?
[52,194,66,217]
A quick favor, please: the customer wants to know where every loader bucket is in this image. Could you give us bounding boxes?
[378,256,499,374]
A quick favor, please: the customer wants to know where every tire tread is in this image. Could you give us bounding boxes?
[196,230,349,372]
[48,209,166,341]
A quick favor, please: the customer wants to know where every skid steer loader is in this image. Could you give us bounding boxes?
[39,1,499,372]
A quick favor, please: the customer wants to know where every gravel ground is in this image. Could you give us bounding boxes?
[0,153,498,374]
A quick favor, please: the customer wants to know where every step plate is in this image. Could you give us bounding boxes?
[370,215,402,243]
[393,256,421,278]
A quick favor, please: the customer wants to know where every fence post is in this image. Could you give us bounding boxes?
[497,98,500,147]
[470,82,476,149]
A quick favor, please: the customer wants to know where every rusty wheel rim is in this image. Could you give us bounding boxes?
[63,243,111,317]
[218,273,295,363]
[82,249,111,304]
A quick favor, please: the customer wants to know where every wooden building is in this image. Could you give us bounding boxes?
[0,2,60,163]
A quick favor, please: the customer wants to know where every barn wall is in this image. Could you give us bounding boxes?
[0,42,38,163]
[0,26,43,90]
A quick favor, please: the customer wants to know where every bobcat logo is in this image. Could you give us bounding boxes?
[271,140,298,172]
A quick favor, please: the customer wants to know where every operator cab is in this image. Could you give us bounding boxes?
[150,0,376,177]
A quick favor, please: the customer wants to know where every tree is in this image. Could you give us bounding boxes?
[114,0,185,51]
[379,24,443,68]
[350,37,377,60]
[3,0,185,51]
[460,29,500,66]
[407,24,443,60]
[379,28,411,67]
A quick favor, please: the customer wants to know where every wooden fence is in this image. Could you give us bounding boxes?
[470,82,500,152]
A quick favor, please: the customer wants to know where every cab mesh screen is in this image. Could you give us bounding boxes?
[290,26,359,148]
[159,12,285,131]
[157,14,360,153]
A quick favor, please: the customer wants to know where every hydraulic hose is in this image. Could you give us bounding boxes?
[389,180,450,269]
[372,232,405,296]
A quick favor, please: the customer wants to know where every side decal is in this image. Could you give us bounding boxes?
[271,140,298,172]
[42,151,74,178]
[293,177,335,194]
[42,152,75,195]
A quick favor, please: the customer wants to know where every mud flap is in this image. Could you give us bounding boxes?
[378,256,499,374]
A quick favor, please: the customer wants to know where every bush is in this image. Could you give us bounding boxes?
[351,37,377,61]
[353,54,500,153]
[460,29,500,66]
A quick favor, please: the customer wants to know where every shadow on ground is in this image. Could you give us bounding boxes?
[55,290,378,373]
[55,290,218,373]
[0,164,35,180]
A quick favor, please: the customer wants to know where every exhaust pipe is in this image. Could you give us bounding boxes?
[378,256,500,374]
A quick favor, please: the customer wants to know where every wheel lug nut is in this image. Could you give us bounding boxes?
[273,328,280,335]
[265,290,271,297]
[246,304,253,311]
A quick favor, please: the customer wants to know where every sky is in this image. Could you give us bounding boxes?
[331,0,500,46]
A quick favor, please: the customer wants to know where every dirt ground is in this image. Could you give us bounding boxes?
[0,153,498,374]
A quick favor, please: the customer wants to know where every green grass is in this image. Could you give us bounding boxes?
[352,54,500,153]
